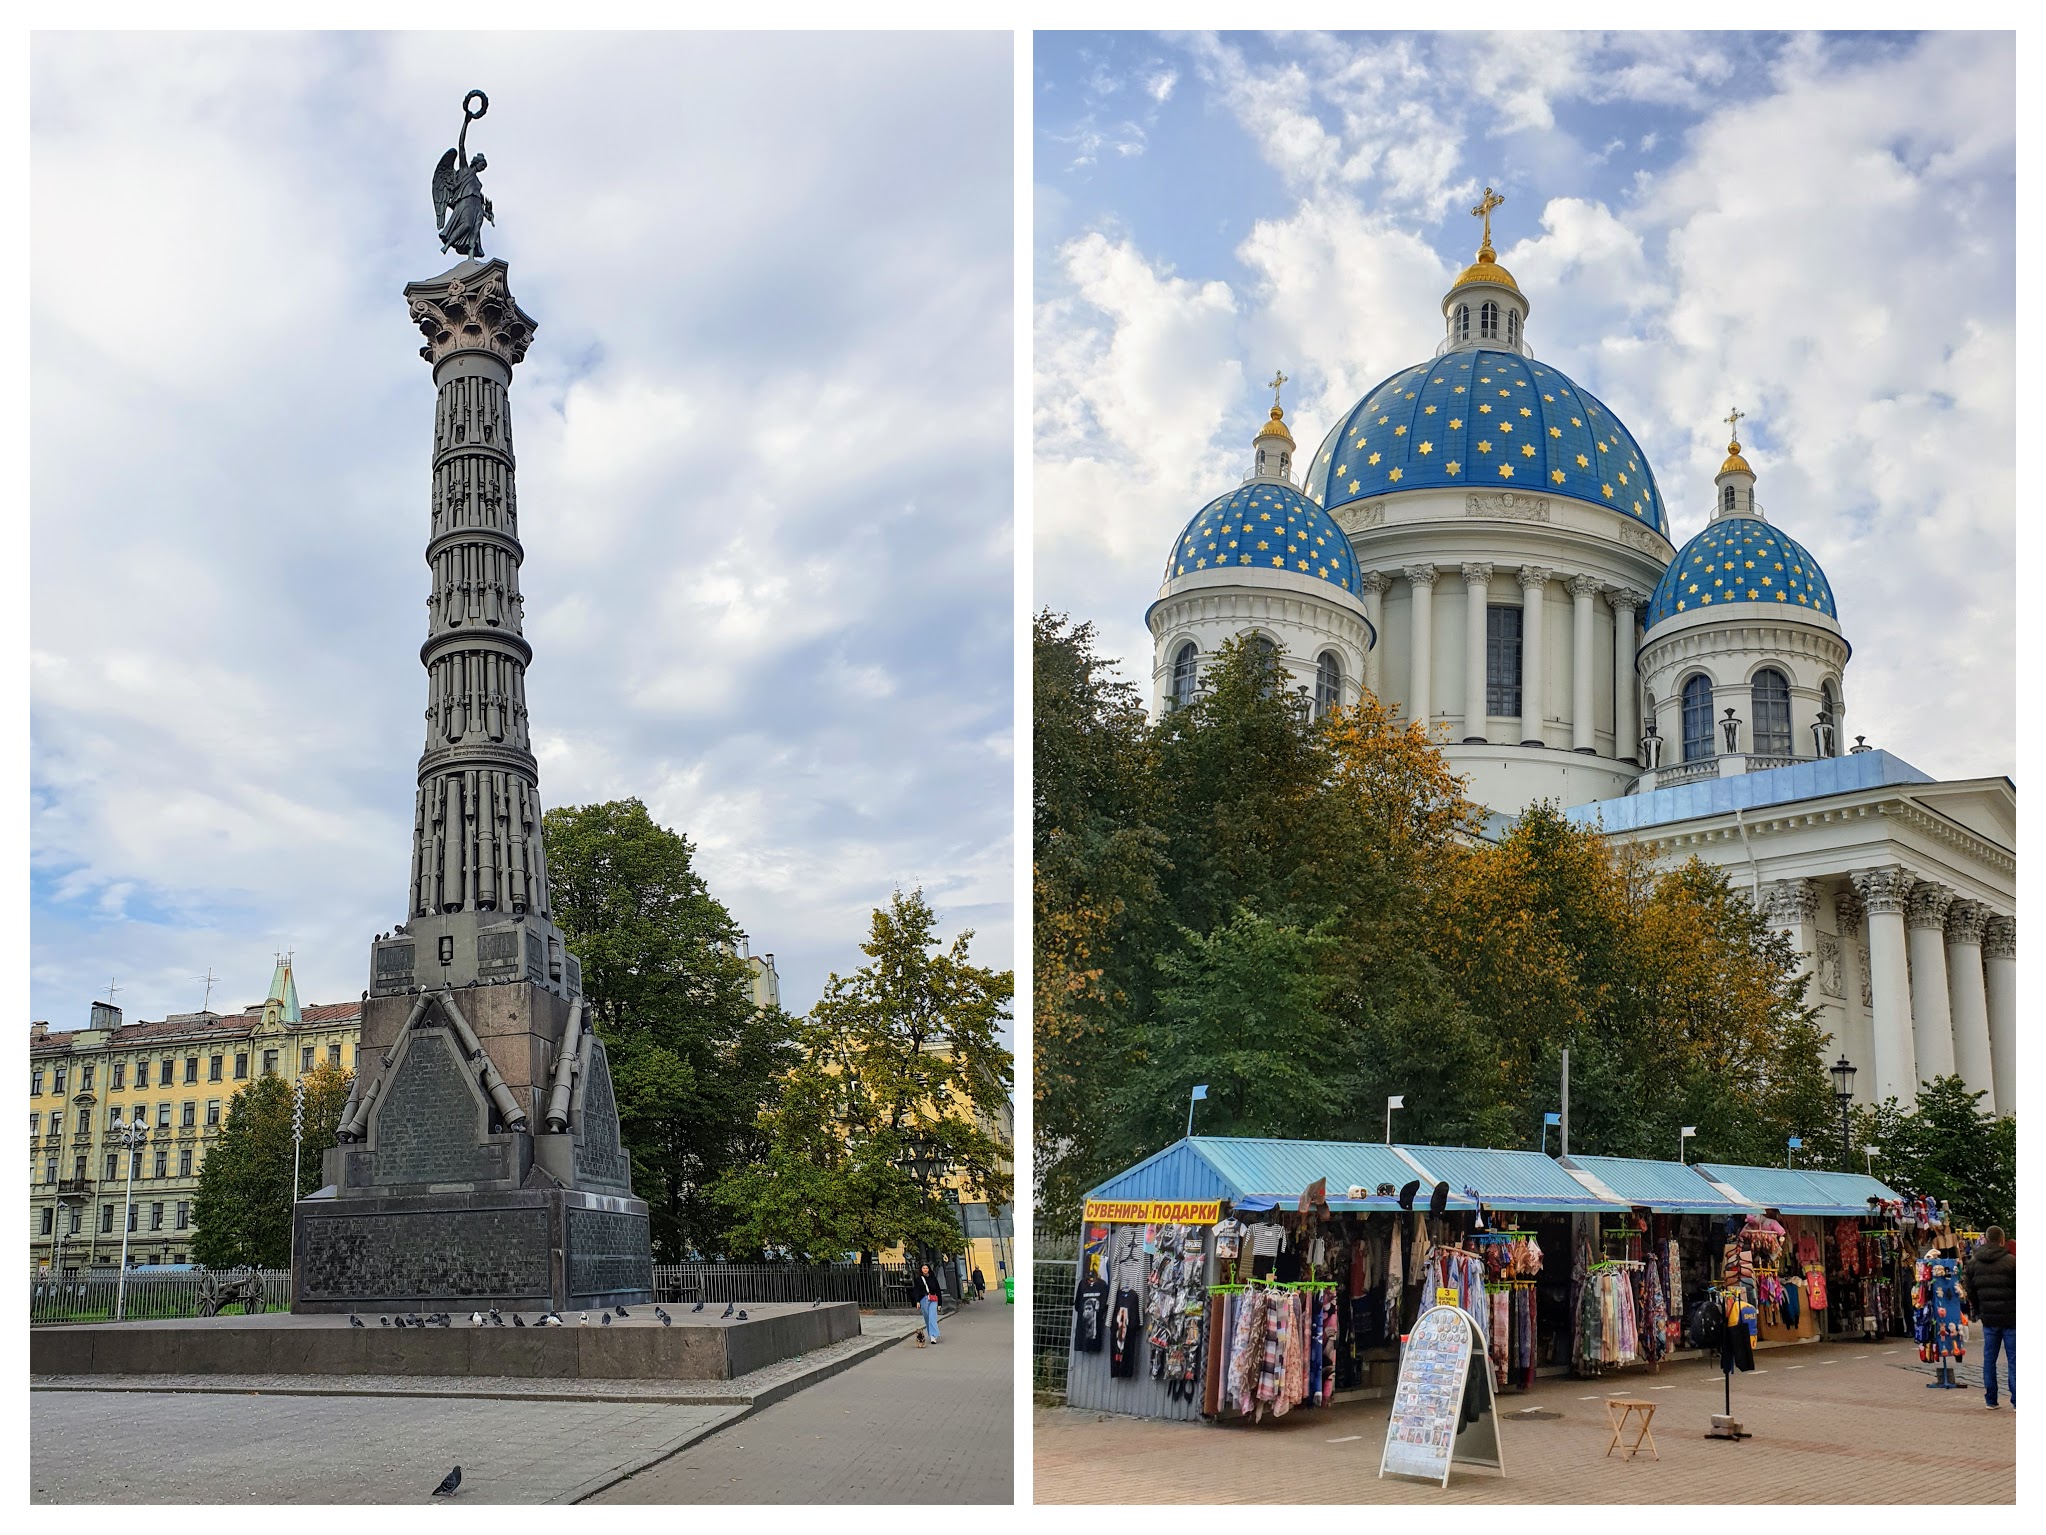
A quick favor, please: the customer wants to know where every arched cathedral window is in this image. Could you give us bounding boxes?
[1722,484,1736,512]
[1455,305,1471,342]
[1506,310,1520,349]
[1479,301,1499,340]
[1315,651,1342,719]
[1751,668,1792,755]
[1170,642,1198,710]
[1681,674,1715,762]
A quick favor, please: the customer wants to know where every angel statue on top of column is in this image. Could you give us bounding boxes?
[433,90,495,260]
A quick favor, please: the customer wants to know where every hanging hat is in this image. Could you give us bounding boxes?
[1375,1182,1397,1199]
[1429,1182,1450,1217]
[1398,1180,1420,1211]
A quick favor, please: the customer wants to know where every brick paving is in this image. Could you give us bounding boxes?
[1035,1334,2015,1504]
[592,1294,1014,1503]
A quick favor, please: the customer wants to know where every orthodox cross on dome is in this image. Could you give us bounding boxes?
[1724,404,1745,449]
[1268,369,1288,412]
[1470,186,1505,255]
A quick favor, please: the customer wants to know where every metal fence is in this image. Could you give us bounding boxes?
[30,1269,288,1327]
[31,1262,926,1325]
[1032,1253,1077,1399]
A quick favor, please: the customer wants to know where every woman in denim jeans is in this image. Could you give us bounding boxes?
[912,1263,943,1343]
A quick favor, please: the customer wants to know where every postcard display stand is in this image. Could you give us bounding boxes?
[1378,1304,1505,1486]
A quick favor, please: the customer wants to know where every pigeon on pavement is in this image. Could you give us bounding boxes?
[601,1312,612,1326]
[720,1301,735,1319]
[350,1315,365,1328]
[431,1466,461,1498]
[659,1312,672,1327]
[692,1300,705,1313]
[616,1305,630,1318]
[380,1315,392,1327]
[579,1312,590,1326]
[736,1309,749,1320]
[654,1307,670,1324]
[514,1313,527,1327]
[812,1298,822,1308]
[471,1312,484,1325]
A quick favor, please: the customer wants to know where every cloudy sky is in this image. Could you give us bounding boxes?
[1035,30,2014,785]
[31,32,1013,1028]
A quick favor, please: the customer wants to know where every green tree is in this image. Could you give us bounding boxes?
[190,1064,352,1269]
[545,798,802,1260]
[1855,1077,2016,1231]
[790,889,1014,1268]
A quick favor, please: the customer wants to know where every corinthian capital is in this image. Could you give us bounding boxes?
[1944,899,1990,947]
[1568,572,1603,599]
[1358,569,1391,596]
[404,261,537,369]
[1404,564,1439,589]
[1851,868,1913,917]
[1764,878,1821,926]
[1517,564,1551,591]
[1461,562,1493,586]
[1906,880,1955,931]
[1607,585,1649,612]
[1834,890,1865,932]
[1983,915,2015,960]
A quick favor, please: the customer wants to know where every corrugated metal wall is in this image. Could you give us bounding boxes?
[1062,1220,1208,1421]
[1085,1141,1232,1203]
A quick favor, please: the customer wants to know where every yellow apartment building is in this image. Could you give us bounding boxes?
[28,958,360,1272]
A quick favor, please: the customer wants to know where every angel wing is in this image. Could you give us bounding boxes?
[432,148,461,230]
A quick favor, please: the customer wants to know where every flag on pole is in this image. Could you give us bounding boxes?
[1544,1112,1561,1126]
[1191,1085,1208,1101]
[1387,1095,1405,1109]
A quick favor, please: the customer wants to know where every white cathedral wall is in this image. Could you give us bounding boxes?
[1146,569,1374,717]
[1639,609,1850,761]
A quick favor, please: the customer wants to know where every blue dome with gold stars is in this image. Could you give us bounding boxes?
[1302,349,1669,539]
[1644,516,1838,630]
[1165,480,1360,598]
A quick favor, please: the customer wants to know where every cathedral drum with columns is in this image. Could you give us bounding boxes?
[1145,192,2014,1118]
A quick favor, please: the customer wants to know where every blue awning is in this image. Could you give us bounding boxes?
[1398,1144,1621,1212]
[1696,1163,1901,1217]
[1559,1155,1758,1214]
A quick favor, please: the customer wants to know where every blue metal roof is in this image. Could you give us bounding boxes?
[1644,514,1838,628]
[1562,750,1934,836]
[1302,349,1669,538]
[1398,1144,1619,1211]
[1164,481,1360,597]
[1696,1163,1897,1217]
[1560,1155,1756,1214]
[1086,1138,1456,1213]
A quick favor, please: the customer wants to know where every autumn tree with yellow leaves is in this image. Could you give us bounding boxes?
[1033,616,1836,1229]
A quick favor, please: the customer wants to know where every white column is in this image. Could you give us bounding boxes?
[1943,901,1995,1111]
[1766,878,1821,991]
[1517,565,1550,747]
[1568,573,1600,753]
[1853,869,1917,1102]
[1610,587,1643,764]
[1905,881,1956,1082]
[1983,916,2016,1117]
[1405,565,1438,727]
[1461,563,1492,743]
[1359,570,1389,701]
[1834,889,1876,1101]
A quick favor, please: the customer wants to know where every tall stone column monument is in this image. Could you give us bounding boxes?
[293,94,652,1314]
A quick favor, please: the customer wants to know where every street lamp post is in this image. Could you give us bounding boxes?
[289,1075,306,1280]
[111,1117,151,1321]
[896,1132,943,1297]
[1829,1055,1858,1171]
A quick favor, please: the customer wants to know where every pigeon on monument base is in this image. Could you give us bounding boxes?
[720,1301,735,1319]
[350,1315,365,1328]
[579,1312,590,1326]
[692,1300,705,1313]
[431,1466,461,1498]
[514,1313,527,1327]
[601,1312,612,1326]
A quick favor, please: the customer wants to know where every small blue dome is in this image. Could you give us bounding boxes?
[1301,349,1669,539]
[1165,481,1360,597]
[1644,516,1839,629]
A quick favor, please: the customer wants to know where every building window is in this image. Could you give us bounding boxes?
[32,1067,44,1096]
[234,1054,248,1080]
[1682,674,1716,761]
[352,1045,360,1067]
[41,1207,53,1236]
[153,1149,167,1178]
[1721,484,1736,512]
[1455,303,1471,341]
[206,1101,222,1127]
[107,1105,121,1130]
[179,1149,193,1178]
[1170,641,1198,709]
[1820,679,1840,756]
[1486,605,1523,717]
[74,1154,86,1181]
[1479,300,1499,339]
[151,1202,164,1232]
[44,1159,57,1184]
[181,1103,196,1128]
[69,1206,81,1235]
[176,1201,190,1230]
[184,1058,198,1084]
[301,1046,315,1073]
[51,1112,64,1139]
[1315,651,1342,719]
[105,1153,119,1180]
[29,1112,39,1136]
[156,1103,171,1128]
[158,1060,173,1087]
[131,1151,143,1180]
[54,1066,68,1093]
[126,1203,137,1233]
[209,1056,223,1082]
[100,1204,114,1234]
[1506,310,1520,348]
[81,1064,95,1091]
[1752,668,1792,755]
[261,1051,278,1077]
[111,1062,124,1090]
[328,1044,342,1067]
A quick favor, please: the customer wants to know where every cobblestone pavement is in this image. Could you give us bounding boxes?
[31,1311,930,1503]
[592,1294,1014,1503]
[30,1389,743,1504]
[1035,1334,2015,1504]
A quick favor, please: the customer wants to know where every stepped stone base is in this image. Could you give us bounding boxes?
[30,1301,861,1381]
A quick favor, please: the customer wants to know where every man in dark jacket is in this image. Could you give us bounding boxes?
[1965,1225,2016,1408]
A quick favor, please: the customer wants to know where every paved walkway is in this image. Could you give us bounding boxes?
[1036,1334,2015,1504]
[592,1294,1014,1503]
